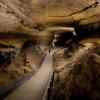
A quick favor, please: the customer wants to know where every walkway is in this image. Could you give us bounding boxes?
[4,50,55,100]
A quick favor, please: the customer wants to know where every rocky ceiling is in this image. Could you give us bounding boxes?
[0,0,100,34]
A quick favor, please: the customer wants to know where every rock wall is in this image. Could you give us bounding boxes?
[0,0,100,97]
[0,42,47,89]
[50,43,100,100]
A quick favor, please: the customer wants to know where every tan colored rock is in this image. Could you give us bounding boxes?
[51,45,100,100]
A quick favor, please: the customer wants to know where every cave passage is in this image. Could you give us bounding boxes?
[4,49,56,100]
[0,0,100,100]
[54,32,75,46]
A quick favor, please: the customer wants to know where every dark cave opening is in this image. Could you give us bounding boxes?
[53,25,100,48]
[22,40,37,49]
[54,32,75,47]
[74,25,100,41]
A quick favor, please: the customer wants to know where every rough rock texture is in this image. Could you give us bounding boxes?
[0,0,100,32]
[0,0,51,90]
[0,43,46,89]
[0,0,100,97]
[50,42,100,100]
[0,0,100,46]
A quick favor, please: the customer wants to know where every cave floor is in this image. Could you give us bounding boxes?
[4,49,56,100]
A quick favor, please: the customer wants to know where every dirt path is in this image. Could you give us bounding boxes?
[4,50,55,100]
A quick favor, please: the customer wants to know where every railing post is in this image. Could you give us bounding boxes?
[42,70,54,100]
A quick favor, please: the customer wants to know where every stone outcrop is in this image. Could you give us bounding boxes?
[0,43,46,89]
[0,49,16,68]
[50,43,100,100]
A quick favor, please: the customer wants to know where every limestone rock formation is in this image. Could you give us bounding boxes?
[0,43,46,89]
[50,44,100,100]
[0,0,100,99]
[0,0,100,33]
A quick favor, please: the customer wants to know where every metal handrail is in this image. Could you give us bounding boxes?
[42,69,54,100]
[42,52,55,100]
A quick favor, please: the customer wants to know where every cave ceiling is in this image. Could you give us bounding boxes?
[0,0,100,34]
